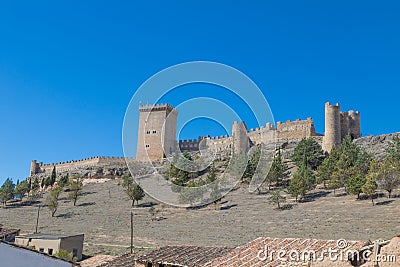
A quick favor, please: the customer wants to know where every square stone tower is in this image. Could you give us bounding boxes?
[136,104,178,161]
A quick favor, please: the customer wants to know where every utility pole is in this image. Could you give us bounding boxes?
[130,210,133,254]
[35,205,40,234]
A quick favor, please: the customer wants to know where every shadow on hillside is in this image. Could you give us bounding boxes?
[56,212,74,218]
[3,200,41,208]
[137,202,157,208]
[301,191,331,203]
[78,202,96,207]
[376,200,394,206]
[220,204,238,210]
[81,191,96,196]
[359,193,384,200]
[277,204,295,210]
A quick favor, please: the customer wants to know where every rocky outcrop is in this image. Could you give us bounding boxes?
[354,133,400,159]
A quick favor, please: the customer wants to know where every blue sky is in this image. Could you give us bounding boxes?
[1,1,400,183]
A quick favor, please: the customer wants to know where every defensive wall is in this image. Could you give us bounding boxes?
[31,102,361,174]
[177,118,321,154]
[30,156,132,176]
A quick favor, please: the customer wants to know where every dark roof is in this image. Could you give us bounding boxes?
[99,246,234,267]
[16,233,84,240]
[0,224,20,239]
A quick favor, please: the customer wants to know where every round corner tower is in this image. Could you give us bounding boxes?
[322,102,341,153]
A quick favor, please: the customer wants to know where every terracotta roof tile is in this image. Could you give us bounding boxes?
[206,237,369,267]
[99,246,234,267]
[79,255,116,267]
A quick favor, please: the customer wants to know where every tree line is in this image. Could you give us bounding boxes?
[266,135,400,208]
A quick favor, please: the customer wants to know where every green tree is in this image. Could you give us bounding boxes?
[44,177,53,187]
[68,177,83,206]
[32,177,40,192]
[325,138,371,195]
[14,180,29,200]
[267,190,286,209]
[172,152,198,186]
[46,187,61,217]
[122,175,145,207]
[243,145,261,183]
[166,151,180,180]
[362,176,378,206]
[28,178,32,194]
[316,147,340,188]
[287,164,315,202]
[386,136,400,162]
[178,186,202,207]
[206,163,218,183]
[346,170,366,199]
[338,135,371,175]
[266,149,289,190]
[59,174,69,188]
[376,159,400,198]
[50,166,57,185]
[291,138,325,170]
[0,178,15,206]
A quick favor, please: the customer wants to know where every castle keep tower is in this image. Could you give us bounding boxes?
[322,102,361,153]
[136,104,178,161]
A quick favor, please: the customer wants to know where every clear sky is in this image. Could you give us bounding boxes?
[1,1,400,183]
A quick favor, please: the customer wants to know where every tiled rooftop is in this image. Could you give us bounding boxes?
[79,255,116,267]
[99,246,234,267]
[206,237,369,267]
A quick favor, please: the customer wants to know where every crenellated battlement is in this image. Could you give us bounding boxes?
[32,102,360,175]
[30,156,134,176]
[139,103,177,113]
[275,118,317,140]
[179,137,203,151]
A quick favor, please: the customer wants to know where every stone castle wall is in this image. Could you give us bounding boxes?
[177,118,320,155]
[30,156,131,176]
[276,118,317,139]
[31,102,361,176]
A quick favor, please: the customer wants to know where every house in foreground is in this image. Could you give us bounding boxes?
[97,235,400,267]
[98,246,234,267]
[14,233,84,261]
[0,241,76,267]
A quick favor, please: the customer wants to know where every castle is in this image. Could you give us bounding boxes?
[135,102,361,161]
[29,101,360,176]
